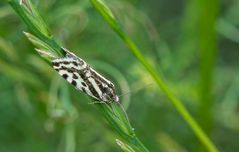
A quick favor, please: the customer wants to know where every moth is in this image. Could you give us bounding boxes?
[45,48,119,102]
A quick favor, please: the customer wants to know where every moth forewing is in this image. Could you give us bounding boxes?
[51,48,119,102]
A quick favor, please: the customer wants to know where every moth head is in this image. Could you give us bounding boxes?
[102,82,119,102]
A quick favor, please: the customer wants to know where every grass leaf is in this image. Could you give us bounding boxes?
[90,0,219,152]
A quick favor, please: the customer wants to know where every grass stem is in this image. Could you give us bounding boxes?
[90,0,219,151]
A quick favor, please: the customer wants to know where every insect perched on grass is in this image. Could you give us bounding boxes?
[37,47,119,103]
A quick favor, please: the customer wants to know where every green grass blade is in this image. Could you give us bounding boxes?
[90,0,219,152]
[9,0,150,151]
[9,0,63,57]
[198,0,219,133]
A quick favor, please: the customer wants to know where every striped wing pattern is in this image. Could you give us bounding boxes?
[51,48,119,102]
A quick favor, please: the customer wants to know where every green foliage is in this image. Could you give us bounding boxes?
[90,0,218,151]
[8,0,149,151]
[1,0,239,152]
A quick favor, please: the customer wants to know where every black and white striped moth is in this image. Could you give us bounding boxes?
[37,48,119,102]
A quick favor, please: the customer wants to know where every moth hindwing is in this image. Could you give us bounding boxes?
[52,48,119,102]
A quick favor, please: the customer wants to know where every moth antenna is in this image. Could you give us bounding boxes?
[118,83,153,98]
[115,83,154,123]
[118,91,131,98]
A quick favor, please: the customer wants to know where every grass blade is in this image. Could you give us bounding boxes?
[9,0,150,151]
[90,0,219,151]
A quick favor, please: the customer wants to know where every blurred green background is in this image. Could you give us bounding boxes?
[1,0,239,151]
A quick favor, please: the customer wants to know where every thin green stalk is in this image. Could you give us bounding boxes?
[97,104,149,152]
[90,0,219,152]
[9,0,63,57]
[9,0,149,151]
[198,0,219,133]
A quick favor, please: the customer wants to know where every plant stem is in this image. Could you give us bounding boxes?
[9,0,150,151]
[122,33,218,152]
[90,0,219,151]
[198,0,219,133]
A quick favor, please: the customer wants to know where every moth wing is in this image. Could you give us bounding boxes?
[51,56,97,100]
